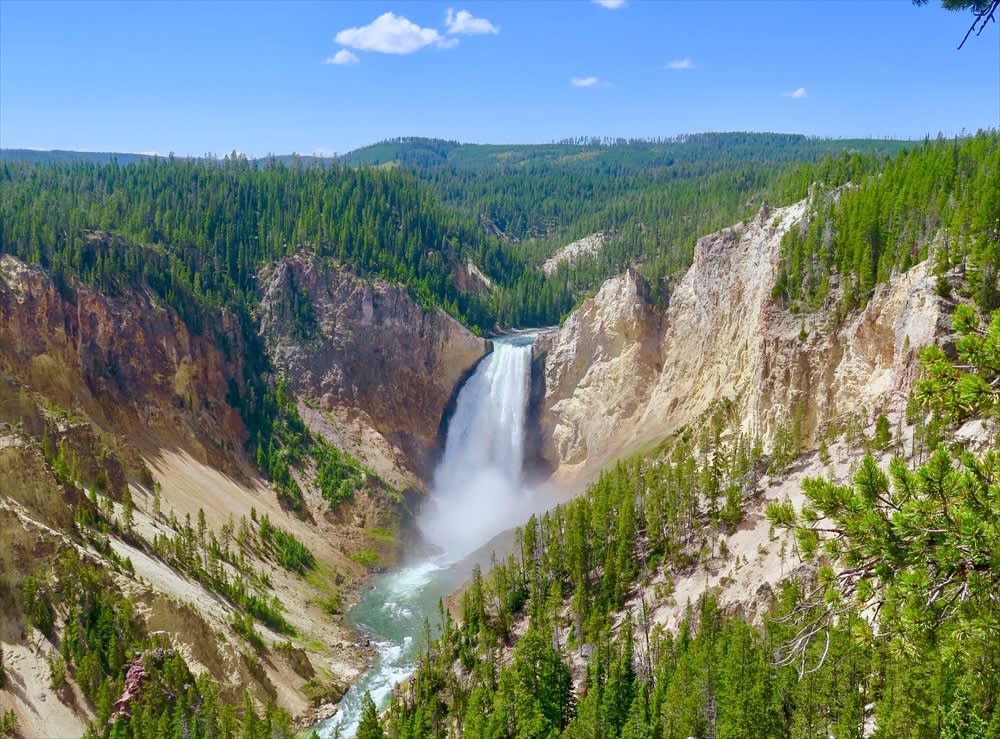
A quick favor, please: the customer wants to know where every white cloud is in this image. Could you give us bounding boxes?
[665,57,694,70]
[335,12,447,55]
[571,76,600,88]
[593,0,626,8]
[446,8,499,35]
[784,87,807,99]
[325,49,360,65]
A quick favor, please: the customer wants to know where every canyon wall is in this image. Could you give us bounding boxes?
[535,200,948,480]
[0,252,248,472]
[257,254,490,488]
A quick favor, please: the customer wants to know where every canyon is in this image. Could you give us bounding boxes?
[0,194,976,735]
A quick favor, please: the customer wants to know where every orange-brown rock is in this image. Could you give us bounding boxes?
[258,254,489,485]
[0,251,248,473]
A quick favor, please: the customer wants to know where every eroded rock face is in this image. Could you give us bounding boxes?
[534,268,661,468]
[0,252,248,471]
[536,200,947,480]
[258,255,489,485]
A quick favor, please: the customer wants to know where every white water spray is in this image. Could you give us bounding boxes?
[317,335,538,738]
[418,337,534,559]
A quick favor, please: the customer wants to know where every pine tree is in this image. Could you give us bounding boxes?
[357,692,386,739]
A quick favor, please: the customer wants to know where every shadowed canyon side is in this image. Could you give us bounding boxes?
[0,251,249,475]
[257,254,490,490]
[0,251,490,735]
[534,199,948,481]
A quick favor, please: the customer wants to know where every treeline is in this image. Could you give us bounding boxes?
[0,155,519,330]
[348,133,911,319]
[773,130,1000,313]
[367,306,1000,738]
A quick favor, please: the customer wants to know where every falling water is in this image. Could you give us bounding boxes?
[418,337,534,558]
[317,335,536,737]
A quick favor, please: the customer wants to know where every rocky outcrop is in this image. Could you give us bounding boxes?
[110,652,152,720]
[534,268,662,468]
[535,200,947,480]
[452,261,494,296]
[0,252,248,472]
[258,255,490,485]
[543,233,607,276]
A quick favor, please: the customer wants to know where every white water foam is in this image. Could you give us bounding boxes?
[319,336,539,737]
[417,339,535,558]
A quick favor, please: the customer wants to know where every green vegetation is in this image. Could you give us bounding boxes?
[18,549,296,739]
[0,709,18,738]
[258,513,316,574]
[254,381,382,512]
[149,508,294,636]
[0,155,505,329]
[351,549,381,568]
[770,307,1000,651]
[366,304,1000,737]
[772,131,999,314]
[346,133,911,318]
[359,691,388,739]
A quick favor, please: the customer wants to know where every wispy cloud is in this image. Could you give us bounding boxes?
[665,57,694,70]
[325,49,360,65]
[593,0,626,8]
[335,12,448,55]
[571,76,602,88]
[445,8,499,35]
[783,87,807,99]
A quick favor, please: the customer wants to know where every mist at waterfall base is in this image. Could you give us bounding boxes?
[418,335,538,559]
[317,335,544,738]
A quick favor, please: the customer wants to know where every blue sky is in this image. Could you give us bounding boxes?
[1,1,997,156]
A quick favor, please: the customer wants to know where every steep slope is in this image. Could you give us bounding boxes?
[535,199,947,480]
[257,254,490,488]
[0,251,487,733]
[0,252,248,475]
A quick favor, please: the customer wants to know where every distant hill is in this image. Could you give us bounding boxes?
[341,132,914,171]
[0,148,156,165]
[0,149,343,169]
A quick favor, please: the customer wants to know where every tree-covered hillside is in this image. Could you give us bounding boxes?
[343,133,915,315]
[0,155,514,331]
[370,305,1000,739]
[773,131,1000,314]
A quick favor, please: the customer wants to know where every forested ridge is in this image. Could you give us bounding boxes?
[773,131,1000,314]
[0,132,914,333]
[0,155,512,331]
[343,133,914,314]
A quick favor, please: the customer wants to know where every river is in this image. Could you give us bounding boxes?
[316,334,538,737]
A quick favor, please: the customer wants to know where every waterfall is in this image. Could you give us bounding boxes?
[317,335,536,738]
[418,336,534,559]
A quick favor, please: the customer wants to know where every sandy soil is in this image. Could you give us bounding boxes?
[0,637,93,739]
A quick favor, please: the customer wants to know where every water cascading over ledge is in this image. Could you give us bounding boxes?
[318,334,539,738]
[418,336,535,559]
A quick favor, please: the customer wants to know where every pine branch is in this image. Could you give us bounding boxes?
[958,0,1000,48]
